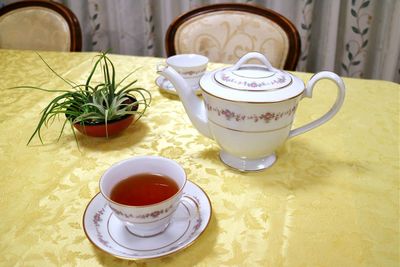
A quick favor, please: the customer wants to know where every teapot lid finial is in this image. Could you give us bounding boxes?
[214,52,292,91]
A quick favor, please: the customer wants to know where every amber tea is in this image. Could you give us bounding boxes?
[110,173,179,206]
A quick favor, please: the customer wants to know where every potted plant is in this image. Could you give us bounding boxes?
[15,52,151,144]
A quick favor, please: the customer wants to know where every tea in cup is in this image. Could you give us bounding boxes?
[99,156,188,237]
[165,54,208,90]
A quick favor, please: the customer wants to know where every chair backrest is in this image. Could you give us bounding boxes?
[165,3,301,70]
[0,0,82,52]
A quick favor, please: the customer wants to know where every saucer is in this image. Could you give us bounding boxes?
[82,181,212,260]
[155,76,202,96]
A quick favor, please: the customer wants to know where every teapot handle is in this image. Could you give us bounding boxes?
[231,52,275,71]
[289,71,345,138]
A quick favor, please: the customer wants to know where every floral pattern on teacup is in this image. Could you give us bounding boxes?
[110,204,175,221]
[181,69,205,76]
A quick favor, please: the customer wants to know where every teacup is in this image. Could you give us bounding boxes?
[165,54,208,90]
[99,156,187,237]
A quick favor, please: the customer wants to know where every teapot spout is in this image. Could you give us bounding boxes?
[157,65,212,140]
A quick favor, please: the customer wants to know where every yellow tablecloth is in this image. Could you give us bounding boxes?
[0,50,399,266]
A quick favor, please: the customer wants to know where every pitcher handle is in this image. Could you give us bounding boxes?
[289,71,345,138]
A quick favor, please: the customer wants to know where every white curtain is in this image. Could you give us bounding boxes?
[2,0,399,82]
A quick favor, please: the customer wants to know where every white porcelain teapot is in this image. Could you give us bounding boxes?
[157,52,345,171]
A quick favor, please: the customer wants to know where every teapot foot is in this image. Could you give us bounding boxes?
[219,151,276,172]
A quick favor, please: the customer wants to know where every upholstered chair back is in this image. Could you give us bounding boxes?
[166,4,300,70]
[0,0,82,52]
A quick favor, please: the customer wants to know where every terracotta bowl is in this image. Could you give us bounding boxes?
[73,115,134,137]
[69,96,138,137]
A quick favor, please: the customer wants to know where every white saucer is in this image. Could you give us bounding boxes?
[155,76,202,96]
[83,181,212,260]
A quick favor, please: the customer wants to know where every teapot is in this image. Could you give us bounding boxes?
[157,52,345,171]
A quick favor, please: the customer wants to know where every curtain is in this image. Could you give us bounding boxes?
[2,0,399,82]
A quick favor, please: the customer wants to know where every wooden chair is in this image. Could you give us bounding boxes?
[165,3,301,70]
[0,0,82,52]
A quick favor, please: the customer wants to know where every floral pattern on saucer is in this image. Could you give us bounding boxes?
[83,181,212,260]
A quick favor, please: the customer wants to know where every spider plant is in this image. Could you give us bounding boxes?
[14,52,151,144]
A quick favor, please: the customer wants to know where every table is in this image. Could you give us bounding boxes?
[0,49,398,266]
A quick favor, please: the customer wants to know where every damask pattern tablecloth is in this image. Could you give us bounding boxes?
[0,50,398,266]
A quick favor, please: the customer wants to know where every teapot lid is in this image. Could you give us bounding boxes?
[200,52,304,102]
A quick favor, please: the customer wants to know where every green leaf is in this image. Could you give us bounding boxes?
[362,40,369,48]
[85,54,103,89]
[351,0,356,6]
[360,1,370,9]
[345,43,350,51]
[352,61,361,65]
[362,28,369,35]
[341,63,348,72]
[352,26,360,34]
[105,55,116,93]
[351,9,357,17]
[36,53,74,88]
[348,52,353,61]
[116,68,140,89]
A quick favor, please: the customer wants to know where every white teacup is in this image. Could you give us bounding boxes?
[99,156,187,237]
[166,54,208,90]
